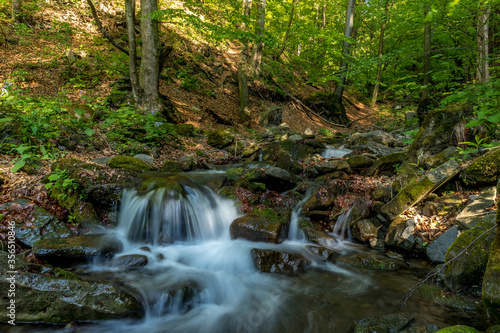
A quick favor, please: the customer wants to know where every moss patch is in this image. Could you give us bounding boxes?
[108,156,155,172]
[462,149,500,187]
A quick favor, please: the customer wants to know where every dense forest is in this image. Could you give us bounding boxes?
[1,0,500,332]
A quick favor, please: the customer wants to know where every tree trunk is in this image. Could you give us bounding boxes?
[12,0,22,23]
[417,6,433,123]
[251,0,266,76]
[477,5,490,84]
[139,0,161,113]
[333,0,356,106]
[238,0,252,122]
[371,0,390,108]
[274,0,298,60]
[125,0,142,103]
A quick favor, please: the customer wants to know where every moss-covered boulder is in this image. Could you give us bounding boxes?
[276,150,303,175]
[264,166,298,191]
[444,214,497,290]
[230,208,288,243]
[381,159,462,221]
[302,180,342,212]
[33,234,123,266]
[365,152,407,177]
[408,103,474,164]
[174,123,195,136]
[351,313,413,333]
[346,154,377,169]
[315,159,350,176]
[424,147,459,169]
[461,148,500,187]
[207,129,235,148]
[0,271,141,323]
[108,155,155,172]
[416,283,485,314]
[436,326,481,333]
[251,249,311,274]
[483,180,500,322]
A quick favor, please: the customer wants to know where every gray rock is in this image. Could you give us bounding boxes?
[456,186,497,230]
[426,226,460,262]
[315,160,350,175]
[353,219,381,242]
[365,141,401,156]
[259,106,282,127]
[276,150,302,175]
[251,249,311,274]
[350,130,395,147]
[134,153,154,165]
[288,134,303,141]
[385,218,417,251]
[264,167,298,191]
[178,154,199,171]
[111,254,149,269]
[91,156,113,165]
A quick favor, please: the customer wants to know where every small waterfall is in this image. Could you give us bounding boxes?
[117,183,239,244]
[321,146,352,158]
[288,190,313,241]
[331,207,353,241]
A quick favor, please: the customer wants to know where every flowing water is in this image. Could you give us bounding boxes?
[321,147,353,159]
[3,174,487,333]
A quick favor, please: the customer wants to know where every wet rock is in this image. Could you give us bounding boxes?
[251,249,311,274]
[306,245,336,261]
[482,181,500,322]
[385,217,416,251]
[264,167,298,191]
[111,254,148,269]
[108,155,155,172]
[381,159,462,221]
[416,283,484,315]
[134,153,154,165]
[486,325,500,333]
[276,150,303,175]
[456,186,497,230]
[335,250,407,271]
[88,183,124,210]
[424,147,459,169]
[462,148,500,187]
[351,312,413,333]
[346,154,377,169]
[174,123,195,136]
[178,154,200,171]
[303,180,343,212]
[444,214,496,290]
[315,160,350,176]
[0,271,141,323]
[259,105,282,128]
[365,152,407,177]
[353,219,381,242]
[33,234,123,266]
[230,209,287,243]
[302,223,338,245]
[305,139,325,150]
[436,326,480,333]
[426,226,460,262]
[373,185,392,203]
[207,129,235,148]
[350,130,395,147]
[161,160,184,172]
[365,141,401,156]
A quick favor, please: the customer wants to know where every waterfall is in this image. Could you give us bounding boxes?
[288,190,313,241]
[321,146,352,158]
[117,184,239,244]
[331,207,353,241]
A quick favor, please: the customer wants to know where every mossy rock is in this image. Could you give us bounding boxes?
[251,249,311,274]
[108,155,155,172]
[335,251,406,271]
[226,167,245,181]
[346,154,376,169]
[364,152,407,177]
[461,148,500,187]
[207,129,234,148]
[174,123,195,137]
[424,147,459,169]
[135,177,185,194]
[351,313,413,333]
[436,326,480,333]
[230,208,288,243]
[416,283,484,314]
[444,215,497,289]
[161,160,183,173]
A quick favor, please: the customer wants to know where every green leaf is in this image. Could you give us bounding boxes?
[486,113,500,123]
[12,160,26,173]
[0,117,13,123]
[465,119,484,127]
[85,128,94,137]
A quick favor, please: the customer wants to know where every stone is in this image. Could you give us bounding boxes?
[456,186,497,230]
[335,251,407,271]
[436,326,480,333]
[108,156,155,172]
[264,167,298,191]
[178,154,200,171]
[381,159,462,221]
[315,160,350,175]
[426,226,460,262]
[303,128,314,137]
[230,209,287,243]
[385,217,417,251]
[351,313,413,333]
[251,249,311,274]
[57,137,77,151]
[207,129,235,148]
[365,141,401,156]
[259,105,282,127]
[70,133,89,147]
[302,223,338,246]
[288,134,303,141]
[302,181,343,212]
[444,214,497,289]
[346,154,377,169]
[306,245,336,260]
[0,271,141,323]
[373,185,392,203]
[462,148,500,187]
[111,254,148,269]
[33,234,123,266]
[276,150,302,175]
[365,152,407,177]
[350,130,395,147]
[91,156,113,165]
[161,160,184,173]
[424,147,459,169]
[353,219,381,242]
[133,153,154,165]
[174,123,195,136]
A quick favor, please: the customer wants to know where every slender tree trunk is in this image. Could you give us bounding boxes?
[140,0,161,113]
[417,6,433,122]
[12,0,22,23]
[371,0,390,107]
[238,0,252,122]
[125,0,142,103]
[334,0,356,105]
[477,5,490,84]
[251,0,266,76]
[274,0,298,60]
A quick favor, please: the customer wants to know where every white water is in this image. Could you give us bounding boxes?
[287,190,313,241]
[321,146,353,158]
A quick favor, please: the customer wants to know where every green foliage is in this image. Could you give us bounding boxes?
[45,169,80,201]
[455,135,500,160]
[176,69,201,91]
[403,129,419,146]
[10,144,59,173]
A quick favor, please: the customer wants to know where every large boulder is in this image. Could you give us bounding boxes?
[426,226,460,262]
[456,186,497,230]
[381,159,462,221]
[259,105,282,127]
[482,180,500,322]
[276,150,302,175]
[264,167,298,191]
[364,152,407,177]
[407,103,474,164]
[350,130,395,147]
[444,214,497,290]
[302,180,343,212]
[230,209,288,243]
[461,148,500,187]
[251,249,311,274]
[207,129,235,148]
[384,217,416,251]
[108,155,155,172]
